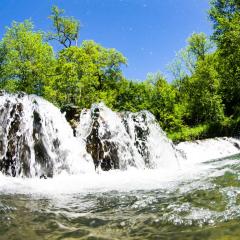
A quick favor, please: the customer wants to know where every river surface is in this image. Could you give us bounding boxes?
[1,154,240,240]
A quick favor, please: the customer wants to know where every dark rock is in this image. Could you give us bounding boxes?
[33,110,53,178]
[0,90,5,96]
[40,174,47,179]
[17,92,25,98]
[61,104,81,136]
[86,107,120,171]
[233,142,240,150]
[122,112,151,167]
[0,102,31,177]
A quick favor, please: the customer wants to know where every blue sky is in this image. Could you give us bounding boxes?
[0,0,212,81]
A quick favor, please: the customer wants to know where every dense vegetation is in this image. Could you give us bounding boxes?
[0,0,239,141]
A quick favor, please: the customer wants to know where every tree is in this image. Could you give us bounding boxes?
[187,32,213,61]
[45,40,127,108]
[168,33,213,82]
[183,54,224,124]
[48,6,80,48]
[115,79,153,112]
[209,0,240,115]
[0,42,7,89]
[147,73,184,131]
[167,49,193,82]
[0,20,54,95]
[209,0,240,42]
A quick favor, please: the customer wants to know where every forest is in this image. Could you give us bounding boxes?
[0,0,239,142]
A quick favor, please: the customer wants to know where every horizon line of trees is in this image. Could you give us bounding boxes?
[0,0,239,141]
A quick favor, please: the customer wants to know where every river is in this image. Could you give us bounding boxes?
[1,153,240,240]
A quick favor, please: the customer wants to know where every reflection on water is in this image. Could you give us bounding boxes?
[1,155,240,240]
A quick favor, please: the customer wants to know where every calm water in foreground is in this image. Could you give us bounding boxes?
[1,155,240,240]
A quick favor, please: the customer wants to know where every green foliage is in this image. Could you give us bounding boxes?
[45,40,127,108]
[209,0,240,115]
[147,72,184,131]
[168,33,213,81]
[168,48,194,81]
[209,0,240,42]
[182,54,224,124]
[0,20,54,95]
[168,124,209,142]
[187,32,213,61]
[115,79,153,112]
[0,3,240,142]
[48,6,80,48]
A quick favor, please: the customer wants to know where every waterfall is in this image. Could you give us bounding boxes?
[0,92,93,177]
[0,93,181,177]
[76,102,181,171]
[1,92,240,181]
[176,137,240,163]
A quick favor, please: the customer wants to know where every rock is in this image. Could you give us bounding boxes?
[40,174,47,179]
[0,92,85,177]
[0,90,5,96]
[61,104,81,136]
[76,103,180,171]
[32,110,53,178]
[86,107,119,171]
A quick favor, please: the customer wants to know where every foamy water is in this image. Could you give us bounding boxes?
[1,94,240,239]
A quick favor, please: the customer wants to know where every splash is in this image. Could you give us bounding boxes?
[76,102,181,171]
[1,93,240,180]
[0,92,93,177]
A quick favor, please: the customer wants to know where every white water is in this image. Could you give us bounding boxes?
[177,137,240,163]
[0,94,240,196]
[0,93,94,177]
[76,102,181,170]
[77,103,146,169]
[122,110,181,169]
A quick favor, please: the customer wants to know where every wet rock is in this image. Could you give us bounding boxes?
[0,102,27,176]
[0,92,81,177]
[61,104,81,136]
[86,107,120,171]
[0,90,5,96]
[77,103,180,171]
[40,174,47,179]
[17,92,25,98]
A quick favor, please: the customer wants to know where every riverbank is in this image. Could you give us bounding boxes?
[169,117,240,143]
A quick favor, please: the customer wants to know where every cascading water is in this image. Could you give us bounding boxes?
[0,93,182,177]
[1,93,240,239]
[76,102,181,171]
[177,137,240,163]
[121,110,181,169]
[1,92,240,177]
[0,92,93,178]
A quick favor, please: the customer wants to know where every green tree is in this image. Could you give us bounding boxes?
[187,32,213,61]
[48,6,80,48]
[168,33,213,82]
[0,20,54,95]
[209,0,240,115]
[147,73,183,131]
[209,0,240,41]
[167,49,193,82]
[45,40,127,108]
[81,40,127,92]
[183,54,224,124]
[115,79,153,112]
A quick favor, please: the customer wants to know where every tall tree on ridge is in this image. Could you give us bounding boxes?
[48,6,80,48]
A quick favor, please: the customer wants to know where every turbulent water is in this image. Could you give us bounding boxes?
[1,93,240,239]
[76,102,180,171]
[1,154,240,240]
[0,93,94,177]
